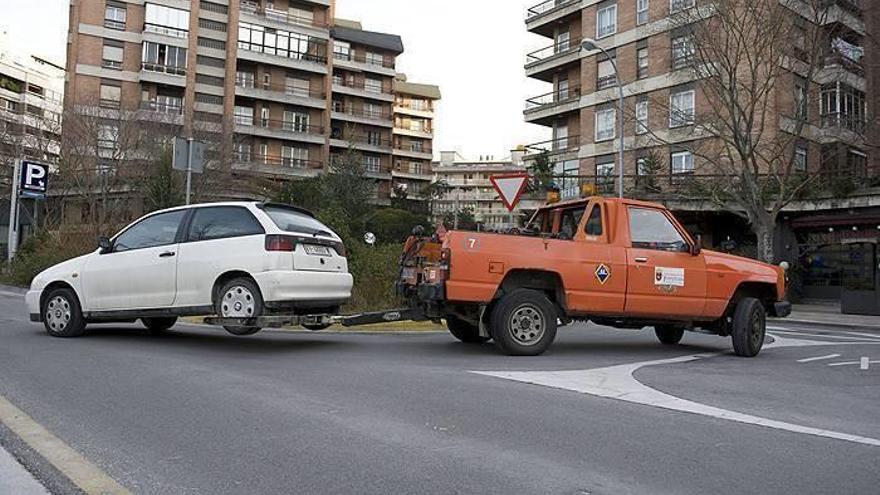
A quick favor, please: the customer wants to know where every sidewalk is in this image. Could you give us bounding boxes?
[0,447,49,495]
[779,303,880,331]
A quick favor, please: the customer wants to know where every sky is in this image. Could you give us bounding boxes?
[0,0,552,160]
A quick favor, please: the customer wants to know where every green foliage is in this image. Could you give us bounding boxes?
[442,207,478,231]
[274,176,325,211]
[345,243,404,311]
[0,231,92,287]
[364,208,428,244]
[634,151,663,194]
[144,148,184,211]
[527,151,554,193]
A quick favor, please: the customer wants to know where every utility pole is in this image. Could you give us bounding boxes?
[185,137,194,205]
[6,160,20,262]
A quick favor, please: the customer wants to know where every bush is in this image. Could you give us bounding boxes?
[345,243,403,312]
[0,231,93,287]
[364,209,428,245]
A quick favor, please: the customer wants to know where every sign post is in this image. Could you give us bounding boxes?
[173,137,206,205]
[489,173,530,229]
[7,160,49,261]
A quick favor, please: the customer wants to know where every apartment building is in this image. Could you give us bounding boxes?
[64,0,436,204]
[523,0,879,303]
[432,150,543,230]
[391,74,440,200]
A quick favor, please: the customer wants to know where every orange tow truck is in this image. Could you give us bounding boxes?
[398,197,790,357]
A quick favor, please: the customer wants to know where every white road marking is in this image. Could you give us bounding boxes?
[861,357,870,370]
[827,360,879,368]
[797,354,841,363]
[472,333,880,448]
[770,330,880,342]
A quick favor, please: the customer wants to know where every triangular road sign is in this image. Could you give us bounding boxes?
[490,173,530,212]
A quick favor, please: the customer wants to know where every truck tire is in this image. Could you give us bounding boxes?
[731,297,765,357]
[490,289,558,356]
[446,316,489,344]
[655,325,685,345]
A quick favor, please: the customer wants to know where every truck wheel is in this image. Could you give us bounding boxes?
[216,278,264,336]
[446,316,489,344]
[42,288,86,338]
[142,317,177,335]
[491,289,558,356]
[731,297,765,357]
[654,325,685,345]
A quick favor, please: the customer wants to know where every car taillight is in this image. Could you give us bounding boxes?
[333,242,346,258]
[265,235,296,252]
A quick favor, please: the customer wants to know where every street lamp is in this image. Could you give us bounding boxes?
[581,38,625,198]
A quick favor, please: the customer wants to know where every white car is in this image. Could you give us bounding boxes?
[27,202,353,337]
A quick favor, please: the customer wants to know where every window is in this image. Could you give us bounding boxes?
[365,52,384,66]
[597,4,618,39]
[365,155,381,173]
[364,102,382,118]
[671,150,694,174]
[585,204,604,236]
[636,98,649,134]
[238,22,326,62]
[198,18,226,32]
[597,57,617,89]
[113,211,186,252]
[144,3,190,38]
[153,94,182,113]
[187,207,264,242]
[99,84,121,108]
[637,156,649,175]
[671,35,695,70]
[260,107,270,127]
[282,146,309,167]
[820,82,866,132]
[283,110,310,132]
[365,78,382,94]
[794,146,807,172]
[795,81,808,120]
[670,0,695,14]
[629,207,688,252]
[287,77,310,97]
[97,124,118,158]
[555,31,571,53]
[259,143,269,163]
[596,160,615,193]
[289,6,315,25]
[367,131,382,146]
[669,88,695,127]
[142,42,187,75]
[234,105,254,126]
[333,41,351,60]
[104,3,127,30]
[637,46,649,78]
[595,107,616,141]
[102,41,124,69]
[263,206,334,236]
[554,123,569,150]
[234,142,252,161]
[235,70,255,88]
[637,0,649,25]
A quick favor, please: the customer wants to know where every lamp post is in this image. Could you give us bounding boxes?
[581,38,625,198]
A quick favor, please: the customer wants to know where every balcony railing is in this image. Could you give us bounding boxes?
[394,143,433,154]
[333,52,394,69]
[526,87,581,111]
[824,51,864,76]
[332,78,392,95]
[235,79,326,99]
[236,117,324,135]
[331,133,392,148]
[526,37,581,66]
[144,23,188,39]
[525,135,580,154]
[527,0,580,19]
[332,103,391,120]
[141,62,186,76]
[234,152,323,170]
[820,112,866,133]
[237,42,328,65]
[139,100,184,114]
[240,1,328,28]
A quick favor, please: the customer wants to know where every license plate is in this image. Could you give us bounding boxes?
[304,245,332,256]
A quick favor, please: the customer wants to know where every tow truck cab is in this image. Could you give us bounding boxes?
[399,197,790,357]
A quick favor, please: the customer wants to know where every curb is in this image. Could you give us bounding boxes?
[772,317,880,333]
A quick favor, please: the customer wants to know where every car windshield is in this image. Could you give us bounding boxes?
[263,206,334,237]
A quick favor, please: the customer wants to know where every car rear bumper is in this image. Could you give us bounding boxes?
[770,301,792,318]
[253,270,353,306]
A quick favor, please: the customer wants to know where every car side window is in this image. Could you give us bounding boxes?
[585,204,603,237]
[558,207,586,240]
[187,207,265,242]
[628,207,689,252]
[114,211,186,253]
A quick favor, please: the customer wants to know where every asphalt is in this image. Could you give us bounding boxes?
[0,292,878,495]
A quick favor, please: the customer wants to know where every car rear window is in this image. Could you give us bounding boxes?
[263,206,334,237]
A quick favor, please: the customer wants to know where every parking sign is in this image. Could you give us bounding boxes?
[19,160,49,198]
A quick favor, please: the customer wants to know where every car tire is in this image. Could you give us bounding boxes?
[215,277,264,336]
[490,289,558,356]
[731,297,765,358]
[41,288,86,338]
[446,315,490,344]
[655,325,685,345]
[302,323,332,331]
[142,317,177,335]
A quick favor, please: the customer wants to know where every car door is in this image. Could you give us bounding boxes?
[624,206,707,319]
[81,210,186,311]
[569,201,627,315]
[174,206,266,308]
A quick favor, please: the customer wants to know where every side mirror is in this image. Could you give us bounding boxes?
[98,236,113,254]
[691,234,703,256]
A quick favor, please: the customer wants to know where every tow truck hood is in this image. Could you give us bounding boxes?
[702,249,783,282]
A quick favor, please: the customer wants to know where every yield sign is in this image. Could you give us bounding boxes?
[490,173,530,212]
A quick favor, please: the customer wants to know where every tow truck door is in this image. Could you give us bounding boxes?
[623,206,707,318]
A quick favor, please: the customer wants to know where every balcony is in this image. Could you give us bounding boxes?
[136,100,185,125]
[235,80,326,109]
[821,112,866,135]
[526,0,583,38]
[393,124,433,139]
[240,1,329,31]
[331,103,392,127]
[235,118,326,144]
[525,38,582,82]
[140,63,187,87]
[329,133,393,153]
[232,153,324,178]
[393,101,434,118]
[392,143,433,160]
[525,135,580,156]
[332,79,394,102]
[237,43,328,73]
[333,52,396,77]
[524,86,581,124]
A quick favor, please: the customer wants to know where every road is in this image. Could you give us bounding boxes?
[0,290,878,495]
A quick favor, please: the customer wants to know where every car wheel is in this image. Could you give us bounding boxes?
[302,323,332,331]
[216,278,264,336]
[142,317,177,335]
[731,297,765,358]
[654,325,685,345]
[490,289,557,356]
[42,288,86,338]
[446,315,489,344]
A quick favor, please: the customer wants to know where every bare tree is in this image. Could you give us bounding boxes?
[633,0,848,262]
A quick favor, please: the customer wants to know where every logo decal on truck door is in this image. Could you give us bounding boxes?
[655,267,685,287]
[595,264,611,285]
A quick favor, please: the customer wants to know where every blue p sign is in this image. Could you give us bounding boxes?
[20,161,48,196]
